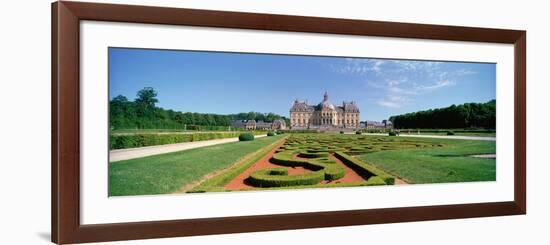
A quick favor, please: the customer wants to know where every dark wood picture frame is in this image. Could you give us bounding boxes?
[51,1,526,244]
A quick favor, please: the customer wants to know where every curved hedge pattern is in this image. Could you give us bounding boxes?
[247,146,347,187]
[189,136,287,193]
[247,168,325,187]
[245,134,415,188]
[298,151,330,158]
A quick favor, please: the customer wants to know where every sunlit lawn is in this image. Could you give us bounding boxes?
[109,135,283,196]
[358,137,495,183]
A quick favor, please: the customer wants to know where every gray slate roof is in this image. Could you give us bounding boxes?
[291,93,360,113]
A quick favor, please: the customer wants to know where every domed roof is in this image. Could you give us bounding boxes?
[317,92,335,110]
[318,101,335,110]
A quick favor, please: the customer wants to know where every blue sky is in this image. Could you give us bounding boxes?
[109,48,495,121]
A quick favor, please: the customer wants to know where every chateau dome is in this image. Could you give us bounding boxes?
[318,101,335,110]
[317,92,335,110]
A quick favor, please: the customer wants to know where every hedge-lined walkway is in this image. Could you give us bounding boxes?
[110,135,266,162]
[109,135,284,196]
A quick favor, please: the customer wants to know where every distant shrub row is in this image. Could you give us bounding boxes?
[110,132,261,149]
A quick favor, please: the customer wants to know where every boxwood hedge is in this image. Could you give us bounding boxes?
[334,151,394,185]
[364,176,387,186]
[109,132,258,149]
[298,151,330,158]
[189,136,287,193]
[247,168,325,187]
[270,151,345,181]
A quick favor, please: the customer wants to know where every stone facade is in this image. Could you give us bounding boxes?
[231,119,286,130]
[290,92,360,129]
[364,120,393,129]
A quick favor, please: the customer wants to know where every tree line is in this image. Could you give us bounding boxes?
[389,100,496,129]
[110,87,289,130]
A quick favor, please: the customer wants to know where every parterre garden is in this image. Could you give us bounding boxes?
[109,133,496,196]
[190,134,456,192]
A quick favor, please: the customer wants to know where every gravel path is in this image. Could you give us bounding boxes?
[470,154,497,158]
[110,135,267,162]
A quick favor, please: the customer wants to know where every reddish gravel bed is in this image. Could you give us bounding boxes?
[225,145,375,190]
[224,142,310,190]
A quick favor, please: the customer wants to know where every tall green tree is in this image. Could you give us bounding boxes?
[389,100,496,129]
[135,87,158,108]
[134,87,158,121]
[109,87,289,130]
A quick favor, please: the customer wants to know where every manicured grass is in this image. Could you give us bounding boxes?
[110,133,496,196]
[358,137,495,183]
[109,135,284,196]
[190,137,287,193]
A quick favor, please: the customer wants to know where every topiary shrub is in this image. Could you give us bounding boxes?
[267,131,276,136]
[340,131,344,134]
[238,133,255,141]
[388,131,397,136]
[356,131,362,135]
[446,130,455,135]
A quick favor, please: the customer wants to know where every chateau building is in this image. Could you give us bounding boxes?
[231,119,286,130]
[365,120,393,129]
[290,92,360,129]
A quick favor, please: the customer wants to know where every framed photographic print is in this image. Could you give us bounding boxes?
[52,1,526,244]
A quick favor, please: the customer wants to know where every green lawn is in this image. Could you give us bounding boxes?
[358,137,495,184]
[109,135,284,196]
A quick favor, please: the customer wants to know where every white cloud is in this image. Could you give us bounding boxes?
[454,68,477,76]
[335,58,473,108]
[336,59,386,76]
[416,80,456,91]
[377,100,401,108]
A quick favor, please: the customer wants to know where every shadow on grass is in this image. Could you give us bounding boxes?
[432,154,467,158]
[433,153,496,158]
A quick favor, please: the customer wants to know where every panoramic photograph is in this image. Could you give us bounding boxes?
[108,47,496,197]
